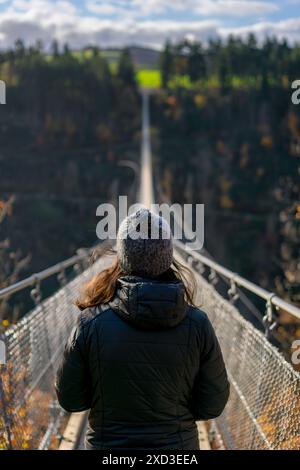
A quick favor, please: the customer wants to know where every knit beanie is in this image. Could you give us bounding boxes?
[117,208,173,277]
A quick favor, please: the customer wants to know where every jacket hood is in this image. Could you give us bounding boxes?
[109,276,188,331]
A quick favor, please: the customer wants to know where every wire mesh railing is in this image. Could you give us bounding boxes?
[0,252,112,450]
[175,243,300,450]
[201,274,300,449]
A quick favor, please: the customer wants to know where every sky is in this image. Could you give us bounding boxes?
[0,0,299,50]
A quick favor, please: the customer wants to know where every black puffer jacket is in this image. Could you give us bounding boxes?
[55,276,229,450]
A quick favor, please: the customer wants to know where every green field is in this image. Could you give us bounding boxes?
[136,69,161,88]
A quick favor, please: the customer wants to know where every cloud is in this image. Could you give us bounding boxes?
[0,1,223,49]
[86,0,279,19]
[0,0,298,50]
[220,17,300,43]
[55,19,222,50]
[194,0,279,17]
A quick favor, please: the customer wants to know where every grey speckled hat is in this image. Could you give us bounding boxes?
[117,208,173,277]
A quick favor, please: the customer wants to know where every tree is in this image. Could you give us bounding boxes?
[187,42,206,83]
[14,39,26,60]
[160,41,173,88]
[51,40,60,58]
[246,33,260,80]
[63,43,71,57]
[218,50,230,90]
[117,48,136,88]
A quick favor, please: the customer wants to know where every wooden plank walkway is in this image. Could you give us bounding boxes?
[60,413,211,450]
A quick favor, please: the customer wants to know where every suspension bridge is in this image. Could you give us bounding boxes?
[0,91,300,450]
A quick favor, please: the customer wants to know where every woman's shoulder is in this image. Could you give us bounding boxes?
[186,305,218,344]
[78,304,111,327]
[186,304,211,327]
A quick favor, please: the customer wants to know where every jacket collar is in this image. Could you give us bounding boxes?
[109,276,188,330]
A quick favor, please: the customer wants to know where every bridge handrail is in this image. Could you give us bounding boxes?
[0,248,93,300]
[174,239,300,321]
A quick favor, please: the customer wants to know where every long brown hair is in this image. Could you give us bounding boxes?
[76,250,197,311]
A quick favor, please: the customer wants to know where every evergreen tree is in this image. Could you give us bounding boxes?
[187,42,206,83]
[160,41,173,88]
[117,48,136,87]
[51,40,60,58]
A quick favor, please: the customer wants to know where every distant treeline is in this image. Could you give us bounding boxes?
[0,41,138,148]
[160,35,300,88]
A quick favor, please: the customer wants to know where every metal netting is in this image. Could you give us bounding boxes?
[0,255,112,450]
[193,270,300,450]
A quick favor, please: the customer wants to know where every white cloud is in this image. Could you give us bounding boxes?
[58,19,221,50]
[0,0,298,50]
[85,2,116,15]
[86,0,279,19]
[194,0,279,16]
[220,17,300,43]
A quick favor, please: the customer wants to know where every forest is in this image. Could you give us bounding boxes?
[0,36,300,335]
[155,36,300,309]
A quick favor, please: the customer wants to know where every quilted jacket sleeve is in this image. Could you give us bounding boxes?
[55,313,92,412]
[191,314,230,420]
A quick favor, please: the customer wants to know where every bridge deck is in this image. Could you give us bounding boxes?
[59,413,211,450]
